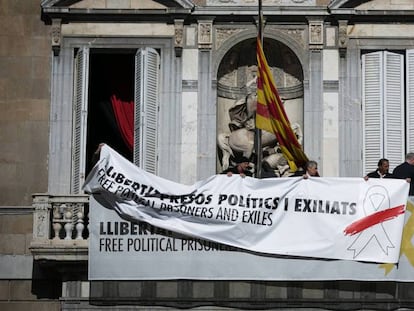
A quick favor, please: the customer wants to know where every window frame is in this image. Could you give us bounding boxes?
[48,37,176,195]
[362,50,414,174]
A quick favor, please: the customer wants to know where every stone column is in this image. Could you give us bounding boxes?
[305,19,324,168]
[197,21,216,179]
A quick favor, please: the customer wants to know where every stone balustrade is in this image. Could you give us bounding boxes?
[30,194,89,261]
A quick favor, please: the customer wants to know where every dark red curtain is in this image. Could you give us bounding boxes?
[110,94,134,151]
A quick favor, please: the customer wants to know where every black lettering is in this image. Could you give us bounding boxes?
[106,166,115,177]
[120,222,129,235]
[302,199,312,212]
[295,198,302,211]
[272,197,280,210]
[99,238,123,252]
[238,195,246,207]
[330,201,341,214]
[205,194,213,204]
[264,198,274,209]
[228,194,238,206]
[349,202,357,215]
[99,222,106,234]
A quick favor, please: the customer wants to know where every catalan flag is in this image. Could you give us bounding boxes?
[255,36,308,171]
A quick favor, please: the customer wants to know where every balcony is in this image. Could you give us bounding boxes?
[30,194,89,261]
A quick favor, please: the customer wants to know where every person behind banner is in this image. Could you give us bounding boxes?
[291,160,319,179]
[392,153,414,195]
[363,158,393,180]
[222,156,253,178]
[261,161,277,178]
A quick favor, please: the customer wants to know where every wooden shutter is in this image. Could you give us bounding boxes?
[72,47,89,193]
[407,49,414,153]
[362,52,383,174]
[134,48,160,174]
[383,51,404,168]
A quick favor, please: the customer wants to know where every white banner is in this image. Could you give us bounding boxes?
[87,196,414,281]
[83,145,409,267]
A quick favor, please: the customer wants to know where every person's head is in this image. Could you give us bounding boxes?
[305,160,318,176]
[377,158,389,174]
[237,157,250,171]
[406,153,414,165]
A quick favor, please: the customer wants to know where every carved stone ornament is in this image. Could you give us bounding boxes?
[206,0,314,5]
[174,20,184,57]
[309,21,323,47]
[51,18,61,56]
[215,28,245,50]
[32,194,51,240]
[338,20,348,58]
[338,20,348,48]
[267,26,306,49]
[198,22,212,49]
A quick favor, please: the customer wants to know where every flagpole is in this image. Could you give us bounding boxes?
[254,0,263,178]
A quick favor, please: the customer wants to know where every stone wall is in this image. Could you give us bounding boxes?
[0,210,60,310]
[0,0,50,206]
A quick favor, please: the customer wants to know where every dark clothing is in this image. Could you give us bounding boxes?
[222,166,253,177]
[261,169,277,178]
[290,169,305,177]
[366,170,393,179]
[393,162,414,195]
[290,169,320,177]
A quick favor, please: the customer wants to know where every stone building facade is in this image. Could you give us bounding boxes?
[2,0,414,310]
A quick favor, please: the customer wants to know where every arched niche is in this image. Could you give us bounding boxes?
[215,36,305,175]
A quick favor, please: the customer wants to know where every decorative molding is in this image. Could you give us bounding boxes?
[215,28,245,50]
[32,194,52,240]
[323,80,339,92]
[206,0,315,5]
[217,82,303,100]
[266,26,307,49]
[338,20,348,58]
[174,19,184,57]
[198,21,212,50]
[51,18,62,56]
[0,206,33,215]
[182,80,198,91]
[42,0,195,9]
[309,20,323,47]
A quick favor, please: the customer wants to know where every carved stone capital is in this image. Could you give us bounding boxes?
[174,19,184,57]
[198,21,212,50]
[308,20,324,50]
[51,18,61,56]
[338,20,348,58]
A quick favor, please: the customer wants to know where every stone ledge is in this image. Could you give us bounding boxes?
[30,240,88,261]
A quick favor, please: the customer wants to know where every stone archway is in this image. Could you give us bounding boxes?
[216,37,304,175]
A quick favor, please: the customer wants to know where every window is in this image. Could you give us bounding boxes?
[72,47,160,193]
[362,50,414,174]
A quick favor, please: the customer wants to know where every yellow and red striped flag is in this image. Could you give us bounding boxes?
[255,36,308,171]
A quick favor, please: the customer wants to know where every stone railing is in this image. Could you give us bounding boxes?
[30,194,89,261]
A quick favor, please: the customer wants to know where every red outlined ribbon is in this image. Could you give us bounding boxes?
[345,185,405,259]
